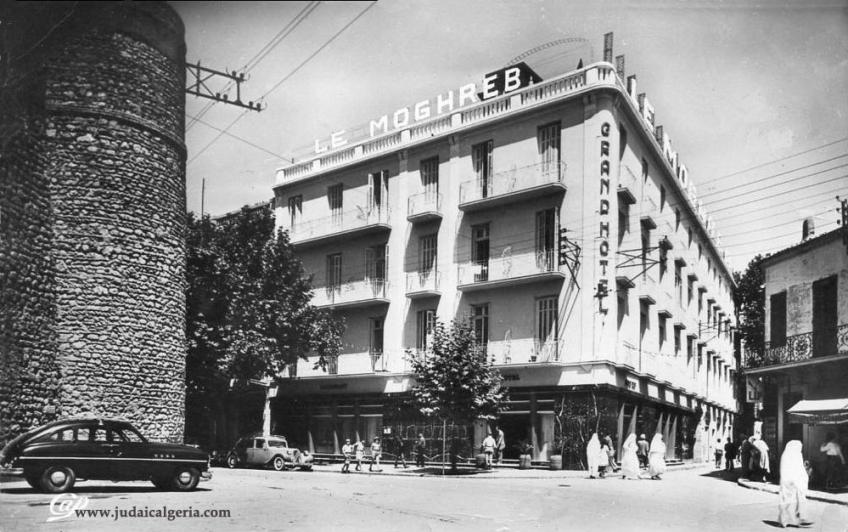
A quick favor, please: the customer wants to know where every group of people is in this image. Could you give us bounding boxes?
[342,433,429,473]
[587,433,667,480]
[480,426,506,468]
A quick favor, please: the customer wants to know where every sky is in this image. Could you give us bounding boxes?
[171,0,848,272]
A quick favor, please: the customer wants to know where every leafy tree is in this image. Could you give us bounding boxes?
[733,254,765,367]
[185,206,344,447]
[407,320,508,427]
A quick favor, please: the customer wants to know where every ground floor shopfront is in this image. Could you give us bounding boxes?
[270,362,736,469]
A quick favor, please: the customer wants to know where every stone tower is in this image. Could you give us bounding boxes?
[0,2,187,442]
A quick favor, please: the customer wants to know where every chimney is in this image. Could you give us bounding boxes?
[802,218,815,241]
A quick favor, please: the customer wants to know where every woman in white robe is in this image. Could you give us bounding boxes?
[778,440,810,528]
[648,433,667,479]
[620,433,640,479]
[752,436,771,482]
[586,433,601,478]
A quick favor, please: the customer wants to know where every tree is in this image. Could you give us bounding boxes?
[185,206,344,447]
[407,320,508,427]
[733,254,765,367]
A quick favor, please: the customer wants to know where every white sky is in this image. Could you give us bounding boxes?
[171,0,848,272]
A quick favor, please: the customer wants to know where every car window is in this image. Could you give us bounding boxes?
[75,427,92,442]
[255,438,266,448]
[114,427,145,443]
[91,428,109,442]
[269,439,287,449]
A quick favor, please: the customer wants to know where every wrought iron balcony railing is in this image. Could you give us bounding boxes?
[313,278,388,308]
[288,206,390,244]
[407,192,442,220]
[749,324,848,368]
[458,161,566,206]
[457,249,560,288]
[405,270,440,295]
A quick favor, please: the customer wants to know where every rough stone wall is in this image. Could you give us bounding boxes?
[0,2,187,443]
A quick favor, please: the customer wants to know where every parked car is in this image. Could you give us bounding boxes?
[225,434,313,471]
[0,418,212,493]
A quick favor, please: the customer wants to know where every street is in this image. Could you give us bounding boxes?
[2,466,847,532]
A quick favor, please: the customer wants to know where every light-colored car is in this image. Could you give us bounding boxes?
[225,434,312,471]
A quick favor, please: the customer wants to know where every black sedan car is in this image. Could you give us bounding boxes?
[0,418,212,493]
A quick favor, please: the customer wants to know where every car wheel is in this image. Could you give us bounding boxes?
[170,467,200,491]
[272,456,285,471]
[226,454,239,469]
[39,466,76,493]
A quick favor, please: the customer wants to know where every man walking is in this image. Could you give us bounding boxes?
[393,433,408,468]
[369,437,382,472]
[482,432,496,469]
[415,433,427,468]
[724,437,736,472]
[341,439,352,474]
[637,434,649,469]
[495,426,506,465]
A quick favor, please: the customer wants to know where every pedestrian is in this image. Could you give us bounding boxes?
[603,435,619,473]
[724,437,736,472]
[648,433,667,480]
[369,437,382,472]
[393,433,408,468]
[598,436,611,478]
[587,433,601,479]
[341,438,352,474]
[495,426,506,465]
[819,432,845,490]
[620,433,640,480]
[415,433,426,468]
[714,438,724,469]
[751,435,770,482]
[636,433,649,469]
[778,440,812,528]
[482,432,496,469]
[354,439,365,471]
[739,433,751,478]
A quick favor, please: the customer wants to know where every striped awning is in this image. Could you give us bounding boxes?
[787,399,848,425]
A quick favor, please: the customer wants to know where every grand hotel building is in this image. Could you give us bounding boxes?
[270,60,737,464]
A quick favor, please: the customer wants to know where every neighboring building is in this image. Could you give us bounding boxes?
[744,227,848,476]
[270,58,737,464]
[213,199,274,227]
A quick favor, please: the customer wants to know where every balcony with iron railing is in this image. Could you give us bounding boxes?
[747,324,848,368]
[405,270,441,298]
[457,249,565,291]
[312,278,390,309]
[407,192,442,223]
[288,206,390,246]
[458,161,566,212]
[483,337,562,365]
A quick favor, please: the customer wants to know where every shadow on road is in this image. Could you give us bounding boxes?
[699,469,741,484]
[2,486,212,496]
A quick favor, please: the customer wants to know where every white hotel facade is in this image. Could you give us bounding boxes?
[271,59,737,464]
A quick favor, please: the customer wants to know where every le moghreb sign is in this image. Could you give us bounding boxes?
[313,63,542,154]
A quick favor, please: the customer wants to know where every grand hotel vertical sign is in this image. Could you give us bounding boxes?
[596,121,612,313]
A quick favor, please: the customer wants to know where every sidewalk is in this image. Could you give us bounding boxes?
[737,477,848,507]
[307,459,713,480]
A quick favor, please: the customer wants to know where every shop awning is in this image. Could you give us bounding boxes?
[787,399,848,425]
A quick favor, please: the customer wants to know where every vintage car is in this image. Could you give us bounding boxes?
[0,418,212,493]
[225,434,313,471]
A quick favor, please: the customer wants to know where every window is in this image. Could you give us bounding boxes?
[420,157,439,197]
[326,253,342,291]
[674,262,683,302]
[687,277,694,305]
[368,170,388,212]
[472,140,493,198]
[366,245,387,293]
[419,234,437,274]
[769,291,787,347]
[416,309,436,351]
[537,122,561,177]
[674,327,681,355]
[535,296,558,361]
[674,209,681,231]
[470,304,489,351]
[535,208,556,271]
[618,202,629,246]
[658,316,667,350]
[687,227,693,248]
[288,195,302,230]
[471,223,490,282]
[328,184,343,223]
[659,241,668,280]
[619,126,627,160]
[687,336,694,365]
[370,317,384,371]
[812,275,838,356]
[641,225,650,271]
[639,302,649,341]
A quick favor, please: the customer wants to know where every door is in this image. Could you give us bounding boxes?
[111,423,149,480]
[472,224,490,282]
[472,141,493,198]
[535,209,556,271]
[246,438,269,466]
[812,275,837,357]
[369,170,388,214]
[366,245,387,296]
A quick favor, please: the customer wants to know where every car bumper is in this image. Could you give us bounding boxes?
[201,470,213,482]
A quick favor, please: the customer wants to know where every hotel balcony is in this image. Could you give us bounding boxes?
[747,324,848,368]
[312,278,389,309]
[457,250,565,291]
[407,192,442,223]
[485,337,562,365]
[458,161,566,212]
[288,207,390,247]
[405,270,441,298]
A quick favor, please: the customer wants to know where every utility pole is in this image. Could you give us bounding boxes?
[186,62,264,112]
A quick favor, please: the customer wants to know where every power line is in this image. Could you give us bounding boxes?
[706,174,846,214]
[186,113,292,162]
[187,1,379,167]
[186,1,321,132]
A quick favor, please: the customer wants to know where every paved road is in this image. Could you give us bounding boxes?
[1,467,846,531]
